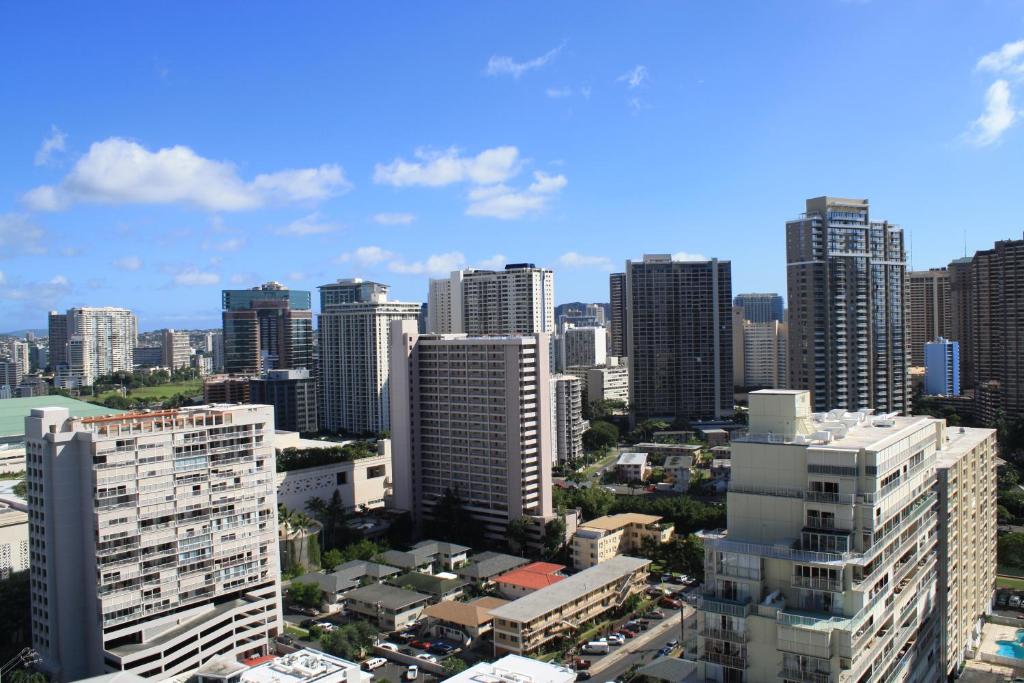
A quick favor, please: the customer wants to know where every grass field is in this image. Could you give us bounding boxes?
[87,379,203,404]
[580,449,620,478]
[998,576,1024,590]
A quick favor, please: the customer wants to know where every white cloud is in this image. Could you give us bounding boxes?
[558,252,614,270]
[49,274,68,286]
[287,271,308,281]
[546,87,573,99]
[337,245,397,266]
[372,212,416,225]
[173,267,220,287]
[389,252,466,276]
[672,251,709,262]
[23,138,350,212]
[486,44,562,79]
[204,237,246,252]
[964,80,1017,146]
[0,213,45,256]
[60,247,82,257]
[978,39,1024,76]
[465,171,567,219]
[374,146,520,187]
[229,273,257,285]
[0,273,72,304]
[618,65,649,89]
[0,271,4,285]
[276,212,340,236]
[114,256,142,271]
[34,125,67,166]
[478,254,507,269]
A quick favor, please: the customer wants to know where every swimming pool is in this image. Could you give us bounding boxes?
[996,629,1024,659]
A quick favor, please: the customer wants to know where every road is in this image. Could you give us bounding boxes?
[586,608,686,681]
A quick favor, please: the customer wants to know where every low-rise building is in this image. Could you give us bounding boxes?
[455,552,531,585]
[494,562,566,600]
[0,503,27,578]
[292,560,400,607]
[196,649,372,683]
[444,654,575,683]
[490,556,651,656]
[699,427,729,447]
[376,540,470,575]
[663,455,693,492]
[571,513,673,569]
[422,596,509,647]
[615,452,650,482]
[275,436,391,514]
[387,571,467,602]
[341,583,431,630]
[633,441,702,464]
[585,361,629,405]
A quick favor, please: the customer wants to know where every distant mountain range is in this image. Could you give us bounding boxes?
[0,328,47,339]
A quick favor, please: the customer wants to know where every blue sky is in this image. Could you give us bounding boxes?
[1,1,1023,331]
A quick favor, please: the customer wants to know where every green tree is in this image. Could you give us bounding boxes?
[627,419,670,444]
[0,571,31,665]
[507,518,533,554]
[443,658,469,676]
[553,486,615,521]
[322,548,344,572]
[1000,532,1024,571]
[583,421,619,451]
[288,581,323,608]
[432,488,484,547]
[320,621,377,660]
[343,538,385,563]
[543,515,567,558]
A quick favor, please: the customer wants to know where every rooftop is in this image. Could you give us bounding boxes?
[422,596,509,627]
[342,583,431,610]
[489,556,651,623]
[937,426,997,468]
[0,395,124,440]
[456,551,530,580]
[579,513,663,532]
[241,649,369,683]
[616,452,648,466]
[663,455,693,468]
[388,571,467,596]
[494,562,566,591]
[443,654,575,683]
[411,539,471,555]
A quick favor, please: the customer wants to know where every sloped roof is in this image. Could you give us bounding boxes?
[422,596,509,627]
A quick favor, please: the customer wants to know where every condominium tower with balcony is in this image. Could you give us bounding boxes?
[24,404,282,681]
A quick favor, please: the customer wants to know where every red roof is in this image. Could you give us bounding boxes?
[244,655,277,667]
[495,562,566,590]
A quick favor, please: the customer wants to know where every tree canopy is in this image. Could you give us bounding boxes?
[278,442,379,472]
[583,421,619,451]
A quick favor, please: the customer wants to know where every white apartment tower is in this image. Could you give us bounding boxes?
[317,280,421,434]
[550,374,586,464]
[51,307,138,386]
[389,320,554,541]
[24,404,282,681]
[691,389,947,683]
[428,265,554,336]
[557,325,607,371]
[161,329,191,370]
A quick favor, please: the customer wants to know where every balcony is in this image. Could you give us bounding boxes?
[701,626,749,643]
[792,575,843,593]
[805,491,855,505]
[700,595,752,618]
[701,650,747,670]
[779,667,830,683]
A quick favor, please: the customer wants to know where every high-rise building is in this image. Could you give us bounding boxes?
[550,374,585,464]
[429,265,554,336]
[221,282,313,375]
[690,389,949,683]
[626,254,733,421]
[609,273,627,357]
[47,310,68,371]
[908,268,951,367]
[556,303,606,327]
[52,307,138,387]
[733,293,784,323]
[948,257,973,389]
[732,307,745,390]
[250,368,318,433]
[924,338,960,397]
[585,361,629,406]
[161,329,191,370]
[740,320,787,389]
[389,320,553,541]
[966,236,1024,419]
[786,197,909,414]
[557,325,607,370]
[318,279,420,434]
[25,404,282,681]
[133,346,163,368]
[936,426,997,678]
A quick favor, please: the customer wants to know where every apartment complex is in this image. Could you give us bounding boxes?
[161,329,191,370]
[557,325,607,370]
[428,265,555,336]
[691,389,949,683]
[935,426,997,678]
[609,272,627,357]
[571,513,673,569]
[908,269,951,367]
[317,279,420,434]
[787,197,909,414]
[221,282,313,375]
[49,307,138,387]
[586,360,629,405]
[249,368,318,433]
[550,374,585,464]
[389,321,554,541]
[947,257,973,389]
[734,293,784,323]
[924,338,960,397]
[24,404,282,681]
[737,320,787,390]
[490,556,650,656]
[626,254,733,420]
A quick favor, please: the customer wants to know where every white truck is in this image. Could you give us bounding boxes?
[582,641,610,655]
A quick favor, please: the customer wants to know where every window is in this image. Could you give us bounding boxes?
[336,472,347,485]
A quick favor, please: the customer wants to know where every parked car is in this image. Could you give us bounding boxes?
[661,573,674,583]
[395,631,417,643]
[1010,595,1022,608]
[405,665,419,681]
[659,597,682,609]
[294,606,318,617]
[665,639,679,648]
[416,654,439,664]
[605,634,625,646]
[361,658,387,672]
[299,618,316,629]
[428,643,455,656]
[582,641,610,655]
[576,673,592,681]
[616,629,636,638]
[656,647,671,658]
[573,658,591,670]
[315,621,338,632]
[379,642,399,652]
[410,640,432,650]
[645,610,665,619]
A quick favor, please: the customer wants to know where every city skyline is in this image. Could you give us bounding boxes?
[2,3,1023,329]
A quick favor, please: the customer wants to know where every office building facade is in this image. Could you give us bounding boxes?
[786,197,909,414]
[250,368,319,433]
[609,273,627,358]
[25,404,282,681]
[924,338,960,397]
[389,321,553,541]
[908,269,951,367]
[550,374,585,465]
[47,311,68,371]
[733,293,784,323]
[626,254,733,421]
[221,282,313,375]
[318,280,420,434]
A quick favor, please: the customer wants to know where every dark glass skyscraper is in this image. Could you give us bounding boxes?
[733,292,784,323]
[221,281,313,375]
[609,272,627,358]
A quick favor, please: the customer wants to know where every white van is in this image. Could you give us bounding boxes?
[582,641,610,655]
[361,657,387,672]
[405,665,419,680]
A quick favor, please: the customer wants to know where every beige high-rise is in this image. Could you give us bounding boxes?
[389,320,553,541]
[907,269,951,367]
[428,265,554,336]
[161,329,191,370]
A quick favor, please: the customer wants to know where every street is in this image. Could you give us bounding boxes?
[585,608,687,681]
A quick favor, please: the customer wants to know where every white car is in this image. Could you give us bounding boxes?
[315,621,337,632]
[405,665,419,681]
[379,642,399,652]
[606,634,625,646]
[416,654,438,664]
